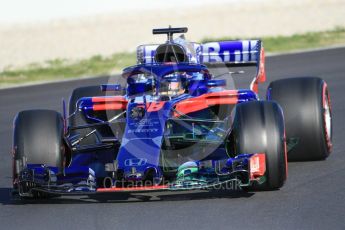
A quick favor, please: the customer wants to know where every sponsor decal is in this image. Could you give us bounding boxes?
[124,158,148,167]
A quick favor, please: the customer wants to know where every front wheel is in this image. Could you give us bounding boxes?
[232,101,287,190]
[13,110,65,197]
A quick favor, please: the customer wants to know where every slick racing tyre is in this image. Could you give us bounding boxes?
[232,101,287,190]
[13,110,64,186]
[267,77,332,161]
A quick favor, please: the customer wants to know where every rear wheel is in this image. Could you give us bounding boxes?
[69,85,112,145]
[267,77,332,161]
[232,101,287,190]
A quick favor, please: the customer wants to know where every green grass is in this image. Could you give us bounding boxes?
[1,27,345,87]
[0,52,134,87]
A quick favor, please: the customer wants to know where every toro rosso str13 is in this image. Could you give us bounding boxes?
[12,27,332,198]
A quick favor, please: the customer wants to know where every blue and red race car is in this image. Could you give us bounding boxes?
[12,27,332,198]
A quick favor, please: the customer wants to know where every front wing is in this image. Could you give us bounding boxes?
[14,153,266,197]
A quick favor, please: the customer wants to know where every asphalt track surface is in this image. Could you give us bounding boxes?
[0,48,344,230]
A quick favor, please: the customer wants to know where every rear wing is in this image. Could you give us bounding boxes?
[200,40,259,65]
[199,40,266,93]
[136,40,266,93]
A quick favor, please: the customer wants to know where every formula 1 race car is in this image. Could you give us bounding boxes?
[12,27,333,198]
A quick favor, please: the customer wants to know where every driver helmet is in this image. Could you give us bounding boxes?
[160,73,185,97]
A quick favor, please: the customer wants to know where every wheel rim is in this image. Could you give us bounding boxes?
[324,93,331,140]
[323,85,332,152]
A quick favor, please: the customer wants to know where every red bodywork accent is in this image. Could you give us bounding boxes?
[147,102,166,112]
[250,47,266,93]
[91,96,128,111]
[249,153,266,180]
[97,185,168,192]
[92,96,127,103]
[258,48,266,83]
[90,97,166,112]
[174,90,239,116]
[93,103,126,111]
